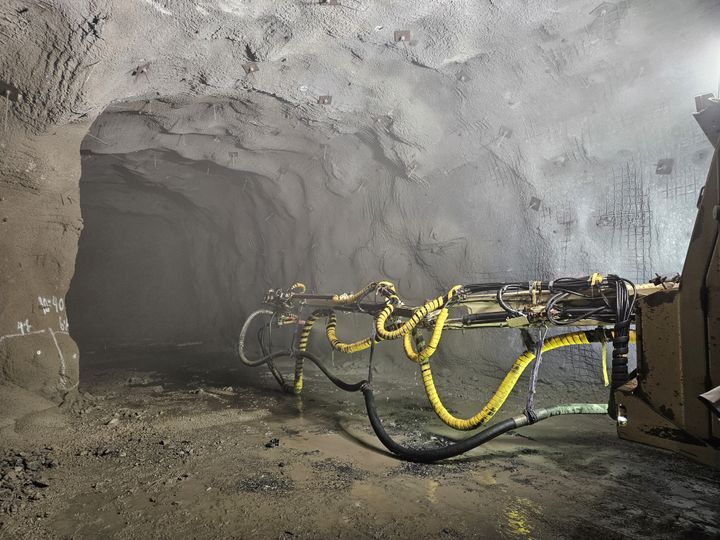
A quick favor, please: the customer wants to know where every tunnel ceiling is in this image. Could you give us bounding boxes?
[64,0,718,296]
[1,0,719,408]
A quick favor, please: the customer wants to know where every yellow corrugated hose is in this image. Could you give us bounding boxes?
[326,312,373,354]
[420,330,637,430]
[290,282,306,293]
[402,308,450,363]
[293,311,321,394]
[375,285,462,341]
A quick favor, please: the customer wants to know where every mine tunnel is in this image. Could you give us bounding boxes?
[1,1,720,538]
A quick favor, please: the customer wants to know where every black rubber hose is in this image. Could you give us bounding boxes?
[362,384,518,462]
[607,275,636,419]
[296,350,366,392]
[363,385,607,463]
[243,349,290,368]
[241,312,608,462]
[239,309,285,367]
[496,284,527,317]
[240,333,366,392]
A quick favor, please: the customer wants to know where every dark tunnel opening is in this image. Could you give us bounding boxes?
[67,148,250,358]
[64,96,316,361]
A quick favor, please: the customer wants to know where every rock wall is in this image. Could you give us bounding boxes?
[2,0,720,414]
[0,128,84,410]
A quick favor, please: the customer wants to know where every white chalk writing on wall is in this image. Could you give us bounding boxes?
[17,319,32,334]
[1,295,74,390]
[38,296,65,315]
[58,317,69,332]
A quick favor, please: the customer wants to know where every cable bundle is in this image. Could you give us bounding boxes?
[238,275,640,461]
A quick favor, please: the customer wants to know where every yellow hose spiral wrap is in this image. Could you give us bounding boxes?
[402,308,450,363]
[420,330,636,431]
[375,285,462,341]
[293,311,321,394]
[290,282,306,294]
[326,313,373,354]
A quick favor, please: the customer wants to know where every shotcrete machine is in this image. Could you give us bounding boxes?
[238,96,720,466]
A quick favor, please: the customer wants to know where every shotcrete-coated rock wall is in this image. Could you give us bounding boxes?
[1,0,719,416]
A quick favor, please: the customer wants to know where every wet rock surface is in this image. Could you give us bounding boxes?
[0,351,718,539]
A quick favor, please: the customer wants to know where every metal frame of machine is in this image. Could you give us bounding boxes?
[237,97,720,467]
[614,95,720,467]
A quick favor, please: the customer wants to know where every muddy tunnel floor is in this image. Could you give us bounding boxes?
[0,352,718,540]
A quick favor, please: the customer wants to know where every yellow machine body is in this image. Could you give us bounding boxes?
[616,97,720,467]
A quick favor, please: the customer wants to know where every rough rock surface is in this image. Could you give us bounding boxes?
[0,447,57,515]
[1,0,719,412]
[1,353,719,538]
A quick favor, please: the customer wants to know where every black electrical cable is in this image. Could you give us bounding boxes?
[462,282,514,293]
[609,275,635,387]
[256,317,288,390]
[496,283,527,317]
[606,274,636,419]
[545,275,625,325]
[462,281,551,294]
[465,277,613,323]
[545,292,569,325]
[352,286,378,313]
[241,330,366,392]
[549,276,598,298]
[550,307,616,324]
[545,292,613,325]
